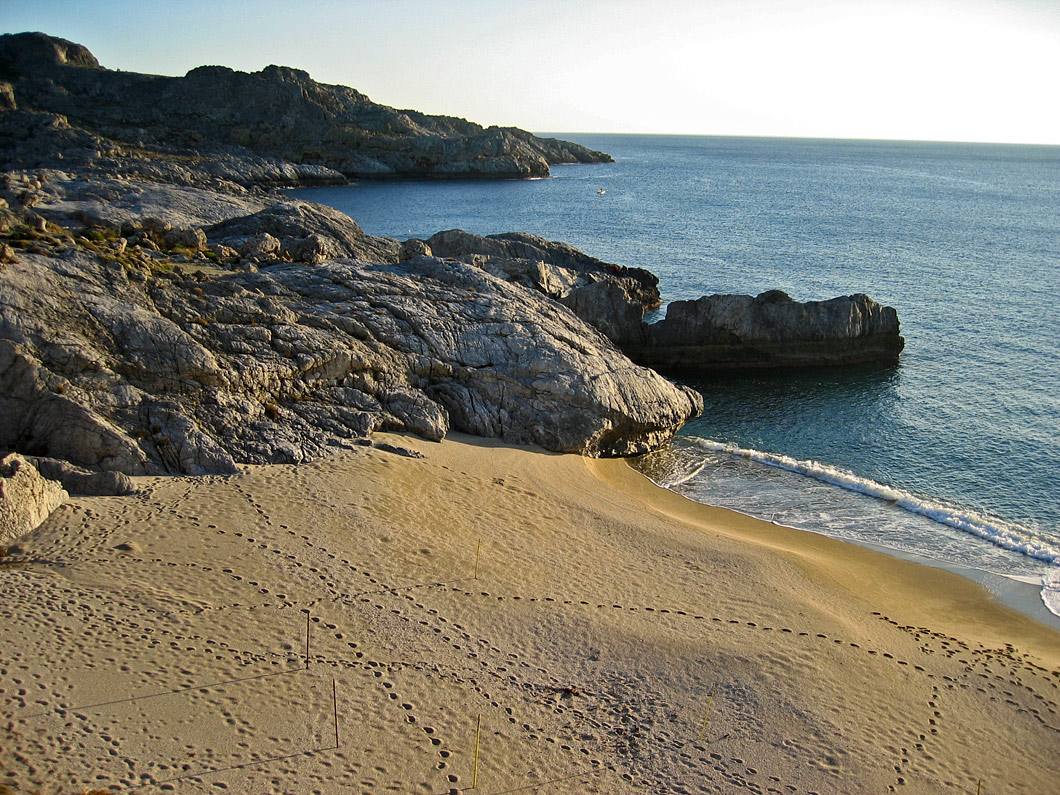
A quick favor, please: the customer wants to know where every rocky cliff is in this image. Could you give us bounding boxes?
[0,171,701,475]
[0,32,612,185]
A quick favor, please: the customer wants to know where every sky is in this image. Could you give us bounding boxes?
[3,0,1059,145]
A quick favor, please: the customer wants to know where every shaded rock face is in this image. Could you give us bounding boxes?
[0,243,701,474]
[27,457,135,496]
[0,32,612,183]
[624,290,905,370]
[0,453,67,543]
[0,31,99,74]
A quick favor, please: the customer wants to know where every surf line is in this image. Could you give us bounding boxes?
[689,437,1060,566]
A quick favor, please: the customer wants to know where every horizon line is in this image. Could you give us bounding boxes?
[532,130,1060,149]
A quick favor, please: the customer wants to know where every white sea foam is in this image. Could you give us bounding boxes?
[1042,570,1060,619]
[658,461,707,488]
[688,437,1060,567]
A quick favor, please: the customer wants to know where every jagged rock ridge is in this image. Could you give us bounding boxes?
[0,32,613,184]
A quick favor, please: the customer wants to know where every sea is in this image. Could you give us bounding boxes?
[289,134,1060,623]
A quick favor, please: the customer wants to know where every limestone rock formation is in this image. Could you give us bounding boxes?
[0,214,701,473]
[0,32,906,481]
[206,200,402,265]
[0,32,612,184]
[624,290,905,370]
[27,457,135,496]
[420,229,660,341]
[413,231,904,368]
[425,229,659,307]
[0,453,67,543]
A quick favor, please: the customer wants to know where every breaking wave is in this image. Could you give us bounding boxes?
[688,437,1060,567]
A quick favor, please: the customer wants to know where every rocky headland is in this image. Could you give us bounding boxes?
[1,32,902,536]
[0,31,611,185]
[0,173,703,476]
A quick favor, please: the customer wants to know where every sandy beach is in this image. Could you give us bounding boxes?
[2,432,1058,794]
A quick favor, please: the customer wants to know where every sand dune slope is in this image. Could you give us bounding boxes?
[2,433,1058,793]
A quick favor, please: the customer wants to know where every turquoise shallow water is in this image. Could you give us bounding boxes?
[291,134,1060,614]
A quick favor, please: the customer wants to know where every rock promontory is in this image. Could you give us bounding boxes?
[0,172,701,474]
[0,32,612,185]
[0,31,904,491]
[411,233,905,371]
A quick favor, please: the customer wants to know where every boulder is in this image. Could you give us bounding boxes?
[400,238,432,260]
[207,200,402,264]
[235,231,281,260]
[0,452,67,543]
[163,226,207,250]
[624,290,905,370]
[28,457,135,496]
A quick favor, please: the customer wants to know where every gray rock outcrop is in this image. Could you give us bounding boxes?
[28,457,135,496]
[0,453,67,542]
[624,290,904,370]
[418,229,661,343]
[0,30,907,491]
[206,200,402,265]
[412,232,905,369]
[0,32,612,184]
[0,226,702,473]
[425,229,660,308]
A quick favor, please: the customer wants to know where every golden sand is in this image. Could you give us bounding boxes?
[2,433,1058,793]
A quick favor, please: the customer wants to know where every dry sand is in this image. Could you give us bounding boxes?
[2,432,1058,794]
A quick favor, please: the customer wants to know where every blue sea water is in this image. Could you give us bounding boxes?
[290,134,1060,617]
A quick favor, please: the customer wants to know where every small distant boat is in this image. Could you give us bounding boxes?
[597,188,606,195]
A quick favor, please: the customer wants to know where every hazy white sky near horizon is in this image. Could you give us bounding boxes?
[4,0,1059,145]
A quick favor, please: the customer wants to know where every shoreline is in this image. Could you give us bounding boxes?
[850,541,1060,634]
[590,455,1060,657]
[628,459,1060,634]
[3,432,1059,793]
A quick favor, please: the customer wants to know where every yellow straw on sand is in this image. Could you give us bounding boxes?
[698,683,717,741]
[472,713,482,788]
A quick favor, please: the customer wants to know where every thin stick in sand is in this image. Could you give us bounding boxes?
[305,610,311,670]
[698,683,717,741]
[472,713,482,789]
[332,678,340,749]
[474,539,482,580]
